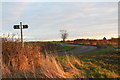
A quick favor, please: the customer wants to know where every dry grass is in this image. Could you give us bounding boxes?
[2,34,119,79]
[2,38,85,79]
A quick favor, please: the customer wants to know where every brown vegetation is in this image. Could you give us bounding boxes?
[67,38,119,46]
[1,36,119,78]
[2,38,85,78]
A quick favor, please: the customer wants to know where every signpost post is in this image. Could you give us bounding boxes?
[13,22,28,48]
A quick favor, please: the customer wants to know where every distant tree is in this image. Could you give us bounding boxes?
[60,30,68,42]
[103,37,107,40]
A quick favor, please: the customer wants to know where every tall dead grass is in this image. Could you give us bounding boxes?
[2,38,85,79]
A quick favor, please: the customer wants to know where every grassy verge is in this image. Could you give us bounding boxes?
[2,41,85,78]
[57,45,75,52]
[58,45,120,78]
[2,39,119,78]
[25,42,75,53]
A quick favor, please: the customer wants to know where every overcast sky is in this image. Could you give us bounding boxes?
[1,2,118,41]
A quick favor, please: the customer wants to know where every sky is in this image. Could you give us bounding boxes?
[1,0,120,2]
[1,2,118,41]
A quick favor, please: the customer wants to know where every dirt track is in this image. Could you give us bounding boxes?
[58,43,97,56]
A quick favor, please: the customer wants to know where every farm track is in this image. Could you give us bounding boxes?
[58,43,97,56]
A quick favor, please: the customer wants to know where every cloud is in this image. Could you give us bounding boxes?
[1,0,120,2]
[2,2,118,41]
[2,2,29,26]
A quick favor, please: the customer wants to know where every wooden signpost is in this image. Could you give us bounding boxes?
[13,22,28,48]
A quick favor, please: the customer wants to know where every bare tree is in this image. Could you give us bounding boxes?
[60,30,68,42]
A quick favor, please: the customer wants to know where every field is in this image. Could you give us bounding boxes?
[59,45,120,78]
[1,39,120,79]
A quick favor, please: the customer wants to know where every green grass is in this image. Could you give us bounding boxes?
[25,41,75,54]
[58,44,120,78]
[51,42,75,52]
[77,45,116,56]
[78,45,119,78]
[57,45,75,52]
